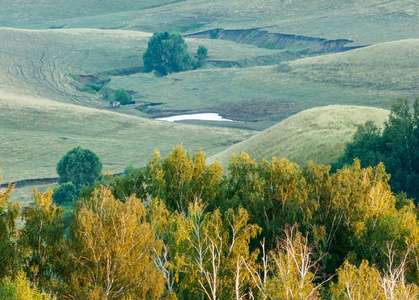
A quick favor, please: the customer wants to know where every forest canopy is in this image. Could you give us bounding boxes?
[1,141,419,299]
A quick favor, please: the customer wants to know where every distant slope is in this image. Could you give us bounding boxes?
[0,0,176,28]
[0,92,253,182]
[0,28,259,182]
[110,39,418,129]
[285,39,419,91]
[209,106,389,168]
[3,0,417,46]
[3,28,414,133]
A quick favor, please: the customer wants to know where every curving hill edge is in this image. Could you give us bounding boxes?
[209,105,389,168]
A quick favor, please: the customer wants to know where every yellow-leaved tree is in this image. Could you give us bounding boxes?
[63,186,165,299]
[330,253,419,299]
[146,146,223,213]
[173,200,260,299]
[0,270,51,300]
[0,170,21,280]
[266,225,327,300]
[18,189,65,290]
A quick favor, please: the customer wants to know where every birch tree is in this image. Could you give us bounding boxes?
[266,225,328,300]
[175,200,260,299]
[0,171,20,280]
[146,146,223,213]
[18,189,65,290]
[65,186,165,299]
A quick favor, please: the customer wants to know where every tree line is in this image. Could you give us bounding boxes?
[1,140,419,299]
[334,97,419,203]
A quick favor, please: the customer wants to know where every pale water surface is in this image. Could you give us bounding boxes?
[157,113,234,122]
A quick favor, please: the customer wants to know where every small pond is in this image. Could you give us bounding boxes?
[157,113,234,122]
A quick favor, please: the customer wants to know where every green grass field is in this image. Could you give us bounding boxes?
[287,39,419,91]
[209,105,389,168]
[2,27,414,133]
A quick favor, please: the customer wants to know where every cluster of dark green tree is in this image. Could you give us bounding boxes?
[1,144,419,299]
[334,97,419,203]
[143,31,208,75]
[53,146,102,205]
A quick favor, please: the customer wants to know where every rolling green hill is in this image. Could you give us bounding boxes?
[209,105,389,168]
[0,92,253,183]
[0,27,305,109]
[0,31,415,185]
[285,39,419,91]
[3,28,414,133]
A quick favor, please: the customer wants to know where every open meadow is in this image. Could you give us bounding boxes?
[109,39,418,130]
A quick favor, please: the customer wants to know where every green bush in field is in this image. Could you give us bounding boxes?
[110,88,131,105]
[53,182,78,204]
[81,78,108,94]
[193,45,208,69]
[143,31,192,76]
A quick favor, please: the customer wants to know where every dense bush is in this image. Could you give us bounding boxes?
[80,77,108,94]
[109,87,130,105]
[193,45,208,68]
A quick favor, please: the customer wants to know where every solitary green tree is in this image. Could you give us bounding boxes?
[56,146,102,189]
[143,31,192,75]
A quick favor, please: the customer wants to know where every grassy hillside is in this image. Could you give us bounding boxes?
[3,0,417,46]
[0,3,417,188]
[0,28,152,107]
[109,39,418,129]
[0,27,294,107]
[286,39,419,91]
[2,28,414,133]
[0,92,253,183]
[209,105,389,168]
